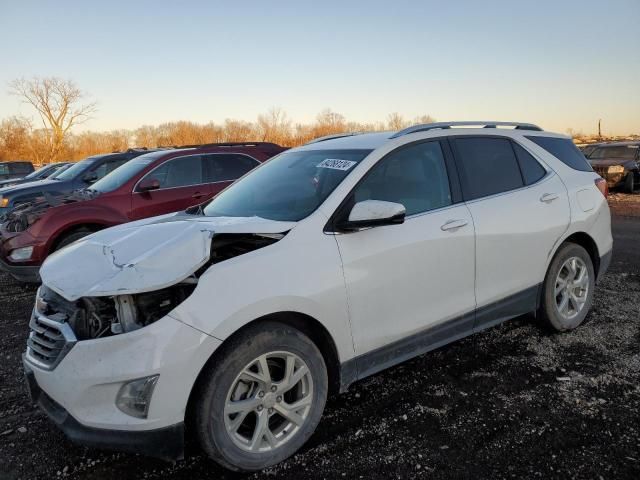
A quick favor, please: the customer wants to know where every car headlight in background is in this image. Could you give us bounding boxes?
[0,197,8,208]
[115,375,159,418]
[9,246,34,261]
[607,165,625,174]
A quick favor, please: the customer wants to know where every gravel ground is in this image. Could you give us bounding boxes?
[0,210,639,480]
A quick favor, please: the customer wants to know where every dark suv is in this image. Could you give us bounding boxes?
[0,161,34,181]
[0,150,154,217]
[588,142,640,192]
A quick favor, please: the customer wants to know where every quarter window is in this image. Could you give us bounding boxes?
[526,136,593,172]
[352,141,451,216]
[143,155,203,189]
[205,154,259,182]
[454,137,524,200]
[512,142,546,185]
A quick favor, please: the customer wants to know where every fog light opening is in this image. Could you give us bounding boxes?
[115,375,159,419]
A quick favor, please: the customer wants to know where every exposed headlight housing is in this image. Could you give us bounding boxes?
[0,197,8,208]
[9,246,34,261]
[607,165,625,174]
[115,375,159,418]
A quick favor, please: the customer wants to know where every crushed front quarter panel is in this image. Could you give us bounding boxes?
[39,215,296,301]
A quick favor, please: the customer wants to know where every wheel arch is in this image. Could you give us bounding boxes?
[184,311,344,437]
[49,222,109,253]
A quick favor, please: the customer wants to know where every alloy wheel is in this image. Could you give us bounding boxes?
[223,351,314,453]
[554,256,590,320]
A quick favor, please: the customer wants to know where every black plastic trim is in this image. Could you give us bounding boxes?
[23,359,184,461]
[339,284,540,391]
[597,249,612,283]
[0,256,40,282]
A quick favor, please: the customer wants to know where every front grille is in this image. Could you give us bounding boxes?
[25,289,77,370]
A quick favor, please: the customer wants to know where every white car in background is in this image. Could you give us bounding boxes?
[24,121,612,471]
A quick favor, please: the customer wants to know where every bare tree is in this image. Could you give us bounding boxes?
[257,107,292,145]
[9,77,97,163]
[387,112,409,131]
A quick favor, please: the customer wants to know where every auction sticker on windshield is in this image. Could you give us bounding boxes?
[316,158,358,171]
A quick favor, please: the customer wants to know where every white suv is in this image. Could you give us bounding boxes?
[23,122,612,471]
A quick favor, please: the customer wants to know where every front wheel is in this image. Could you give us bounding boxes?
[624,172,635,193]
[194,322,328,471]
[540,243,595,331]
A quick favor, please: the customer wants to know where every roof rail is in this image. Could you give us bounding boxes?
[390,121,543,139]
[305,132,364,145]
[175,142,283,150]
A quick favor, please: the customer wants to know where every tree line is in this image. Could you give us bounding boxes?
[0,76,435,164]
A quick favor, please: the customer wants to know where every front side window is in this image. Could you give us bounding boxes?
[90,158,129,181]
[203,149,372,221]
[455,137,524,200]
[141,155,203,189]
[205,154,259,182]
[351,141,451,216]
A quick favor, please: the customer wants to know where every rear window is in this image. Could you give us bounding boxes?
[526,136,592,172]
[590,145,638,160]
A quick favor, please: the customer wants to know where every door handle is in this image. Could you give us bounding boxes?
[540,193,560,203]
[192,192,206,199]
[440,219,468,231]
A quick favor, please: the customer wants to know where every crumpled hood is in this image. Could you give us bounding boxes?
[40,214,296,301]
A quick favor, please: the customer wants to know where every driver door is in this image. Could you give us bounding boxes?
[334,140,476,374]
[130,155,211,220]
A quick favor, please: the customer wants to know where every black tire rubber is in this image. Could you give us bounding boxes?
[194,321,328,472]
[624,172,635,193]
[540,242,595,332]
[54,229,92,251]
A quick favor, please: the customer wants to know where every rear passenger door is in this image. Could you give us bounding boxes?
[130,155,211,220]
[204,154,260,196]
[450,136,570,329]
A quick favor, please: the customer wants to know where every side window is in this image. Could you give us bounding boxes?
[91,159,128,181]
[512,142,546,185]
[525,136,593,172]
[352,141,451,216]
[205,154,259,182]
[12,163,32,174]
[0,165,9,175]
[454,137,524,200]
[144,155,203,189]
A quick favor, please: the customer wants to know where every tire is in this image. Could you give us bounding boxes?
[624,172,635,193]
[54,228,92,251]
[194,321,328,472]
[540,243,595,332]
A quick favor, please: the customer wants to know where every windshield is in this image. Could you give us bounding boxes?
[24,164,56,180]
[53,158,94,181]
[90,153,163,193]
[203,149,372,221]
[591,146,638,160]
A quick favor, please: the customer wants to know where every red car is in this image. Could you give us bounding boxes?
[0,142,286,282]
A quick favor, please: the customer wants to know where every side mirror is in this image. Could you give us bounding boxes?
[83,172,98,184]
[338,200,406,231]
[137,177,160,192]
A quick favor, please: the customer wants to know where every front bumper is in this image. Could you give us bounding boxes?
[0,254,40,282]
[23,312,222,459]
[24,360,184,461]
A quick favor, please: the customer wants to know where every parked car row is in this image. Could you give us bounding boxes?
[580,141,640,193]
[18,122,612,471]
[0,162,71,189]
[0,142,286,281]
[0,160,34,181]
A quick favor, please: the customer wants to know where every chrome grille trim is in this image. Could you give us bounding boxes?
[25,310,77,371]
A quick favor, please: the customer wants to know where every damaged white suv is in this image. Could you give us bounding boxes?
[24,122,612,471]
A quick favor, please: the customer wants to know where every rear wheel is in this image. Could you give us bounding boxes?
[540,243,595,331]
[194,322,328,471]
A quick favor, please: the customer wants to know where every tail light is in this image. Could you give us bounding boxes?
[595,177,608,198]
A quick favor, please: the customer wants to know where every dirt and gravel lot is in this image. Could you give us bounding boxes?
[1,201,639,480]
